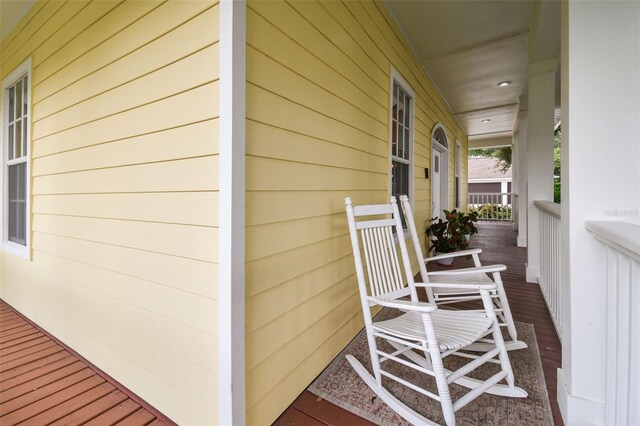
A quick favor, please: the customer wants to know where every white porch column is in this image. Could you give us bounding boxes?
[511,133,518,230]
[526,62,557,282]
[558,1,640,424]
[515,111,528,246]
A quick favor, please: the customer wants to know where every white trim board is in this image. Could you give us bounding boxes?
[218,1,246,424]
[557,368,605,425]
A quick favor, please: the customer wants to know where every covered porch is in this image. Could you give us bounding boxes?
[276,222,563,425]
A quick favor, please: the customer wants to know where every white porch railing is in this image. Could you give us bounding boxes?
[534,201,562,338]
[468,192,514,221]
[585,220,640,426]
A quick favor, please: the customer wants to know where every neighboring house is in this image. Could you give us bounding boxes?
[0,2,466,425]
[468,156,512,195]
[1,2,638,426]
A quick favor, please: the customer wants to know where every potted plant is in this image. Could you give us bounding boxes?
[459,210,479,241]
[426,209,471,265]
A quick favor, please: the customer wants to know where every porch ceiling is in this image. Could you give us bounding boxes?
[383,0,560,140]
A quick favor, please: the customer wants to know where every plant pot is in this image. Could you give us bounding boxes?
[463,234,471,242]
[435,252,454,266]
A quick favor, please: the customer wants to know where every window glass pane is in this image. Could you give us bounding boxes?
[15,80,22,120]
[15,119,22,158]
[8,163,26,245]
[398,91,404,124]
[392,86,398,120]
[9,87,15,121]
[22,117,27,156]
[455,177,460,208]
[404,96,410,127]
[397,121,404,157]
[403,129,410,159]
[392,161,409,228]
[22,76,28,116]
[8,123,14,160]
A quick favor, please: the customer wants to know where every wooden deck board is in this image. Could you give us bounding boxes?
[83,399,142,425]
[274,221,564,425]
[50,389,129,425]
[0,300,172,426]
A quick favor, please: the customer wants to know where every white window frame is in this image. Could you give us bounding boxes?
[455,141,461,209]
[388,67,415,224]
[2,58,31,259]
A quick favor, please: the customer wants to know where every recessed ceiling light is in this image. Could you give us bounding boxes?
[497,81,511,87]
[482,119,491,123]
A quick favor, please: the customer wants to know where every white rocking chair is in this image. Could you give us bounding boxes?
[345,196,527,426]
[399,195,527,352]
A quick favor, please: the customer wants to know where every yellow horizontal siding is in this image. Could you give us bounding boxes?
[0,1,220,424]
[34,232,218,300]
[32,214,217,263]
[32,192,218,227]
[1,255,217,425]
[32,119,219,176]
[248,296,363,424]
[33,7,219,120]
[33,45,218,137]
[32,156,219,194]
[245,1,468,424]
[32,82,219,157]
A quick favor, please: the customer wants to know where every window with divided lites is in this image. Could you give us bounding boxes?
[4,72,29,247]
[391,80,413,223]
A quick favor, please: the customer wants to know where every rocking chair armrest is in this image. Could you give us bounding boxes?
[369,297,437,313]
[425,249,482,263]
[426,264,507,276]
[414,281,497,291]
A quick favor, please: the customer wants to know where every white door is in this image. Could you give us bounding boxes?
[432,151,441,219]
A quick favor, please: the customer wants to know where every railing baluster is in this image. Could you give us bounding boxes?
[534,201,562,337]
[466,192,514,221]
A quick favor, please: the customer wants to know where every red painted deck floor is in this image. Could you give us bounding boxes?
[0,301,172,426]
[275,221,563,426]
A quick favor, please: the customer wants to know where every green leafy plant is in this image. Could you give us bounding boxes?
[426,209,473,254]
[459,210,479,236]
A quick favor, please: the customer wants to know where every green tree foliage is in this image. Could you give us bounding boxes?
[469,147,512,173]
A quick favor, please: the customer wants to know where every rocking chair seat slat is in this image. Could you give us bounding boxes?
[428,272,494,295]
[372,310,493,351]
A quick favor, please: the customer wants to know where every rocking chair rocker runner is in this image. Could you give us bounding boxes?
[399,195,527,352]
[345,196,527,426]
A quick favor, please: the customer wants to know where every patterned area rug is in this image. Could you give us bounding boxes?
[309,309,553,425]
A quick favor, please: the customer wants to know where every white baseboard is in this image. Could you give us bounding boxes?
[526,266,539,283]
[557,368,605,425]
[557,368,569,424]
[517,235,527,247]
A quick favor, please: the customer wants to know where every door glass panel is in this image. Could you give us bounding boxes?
[434,155,440,173]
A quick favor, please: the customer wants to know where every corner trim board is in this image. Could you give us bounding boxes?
[218,1,246,424]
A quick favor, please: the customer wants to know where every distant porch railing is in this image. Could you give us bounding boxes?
[468,192,514,221]
[534,201,562,338]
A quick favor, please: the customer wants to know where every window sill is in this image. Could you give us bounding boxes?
[2,241,29,260]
